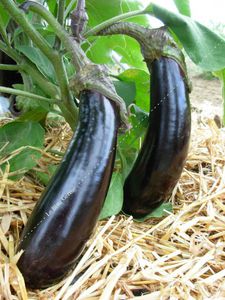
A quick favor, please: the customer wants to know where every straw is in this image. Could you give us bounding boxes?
[1,117,225,299]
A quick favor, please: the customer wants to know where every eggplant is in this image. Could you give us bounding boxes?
[123,57,191,218]
[17,90,118,289]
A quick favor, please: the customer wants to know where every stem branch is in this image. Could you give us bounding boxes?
[0,40,59,98]
[1,0,55,61]
[21,1,89,70]
[0,64,20,71]
[84,9,144,38]
[0,86,59,103]
[54,0,65,49]
[1,0,79,128]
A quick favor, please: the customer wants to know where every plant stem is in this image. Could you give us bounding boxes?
[0,42,76,128]
[0,19,9,46]
[57,103,78,129]
[21,1,89,70]
[0,64,20,71]
[84,9,144,38]
[1,0,55,61]
[22,62,59,99]
[0,40,59,99]
[0,86,59,103]
[1,0,79,128]
[0,41,19,62]
[57,0,65,27]
[96,22,186,75]
[54,0,65,49]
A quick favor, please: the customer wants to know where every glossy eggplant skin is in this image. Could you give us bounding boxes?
[123,57,191,218]
[17,90,118,289]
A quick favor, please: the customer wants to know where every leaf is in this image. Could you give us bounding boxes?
[35,164,58,186]
[113,80,136,106]
[118,105,149,178]
[119,104,148,150]
[84,0,148,68]
[86,0,148,29]
[0,121,45,179]
[5,149,41,179]
[173,0,191,17]
[134,202,173,222]
[117,68,150,111]
[0,3,9,26]
[17,107,48,122]
[99,172,123,220]
[64,56,76,78]
[15,45,56,82]
[144,3,153,14]
[118,146,137,179]
[0,14,8,44]
[85,35,146,69]
[151,4,225,71]
[12,84,52,113]
[46,0,57,16]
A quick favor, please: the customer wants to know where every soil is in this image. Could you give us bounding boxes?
[189,76,223,126]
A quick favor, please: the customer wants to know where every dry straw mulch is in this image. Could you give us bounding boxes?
[1,117,225,300]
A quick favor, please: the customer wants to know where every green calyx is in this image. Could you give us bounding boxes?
[69,64,129,131]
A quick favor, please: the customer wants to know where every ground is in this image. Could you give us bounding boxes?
[190,76,223,125]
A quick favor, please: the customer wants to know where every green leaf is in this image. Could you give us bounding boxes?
[0,14,8,44]
[152,4,225,71]
[0,121,45,179]
[134,202,173,222]
[12,84,52,113]
[144,3,153,14]
[84,0,148,68]
[118,105,149,178]
[99,172,123,220]
[46,0,57,16]
[118,146,137,179]
[117,68,150,111]
[17,107,48,122]
[35,164,58,186]
[86,0,148,29]
[214,68,225,125]
[115,37,146,68]
[4,148,40,179]
[15,45,56,82]
[113,80,136,106]
[85,35,146,69]
[119,104,148,150]
[0,3,9,26]
[173,0,191,17]
[64,56,76,78]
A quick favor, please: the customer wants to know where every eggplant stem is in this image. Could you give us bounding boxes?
[84,9,144,38]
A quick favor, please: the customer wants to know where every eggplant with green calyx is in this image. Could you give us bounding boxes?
[17,90,118,289]
[96,24,191,217]
[123,56,191,218]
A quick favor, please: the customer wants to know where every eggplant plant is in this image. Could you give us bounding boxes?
[0,0,225,289]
